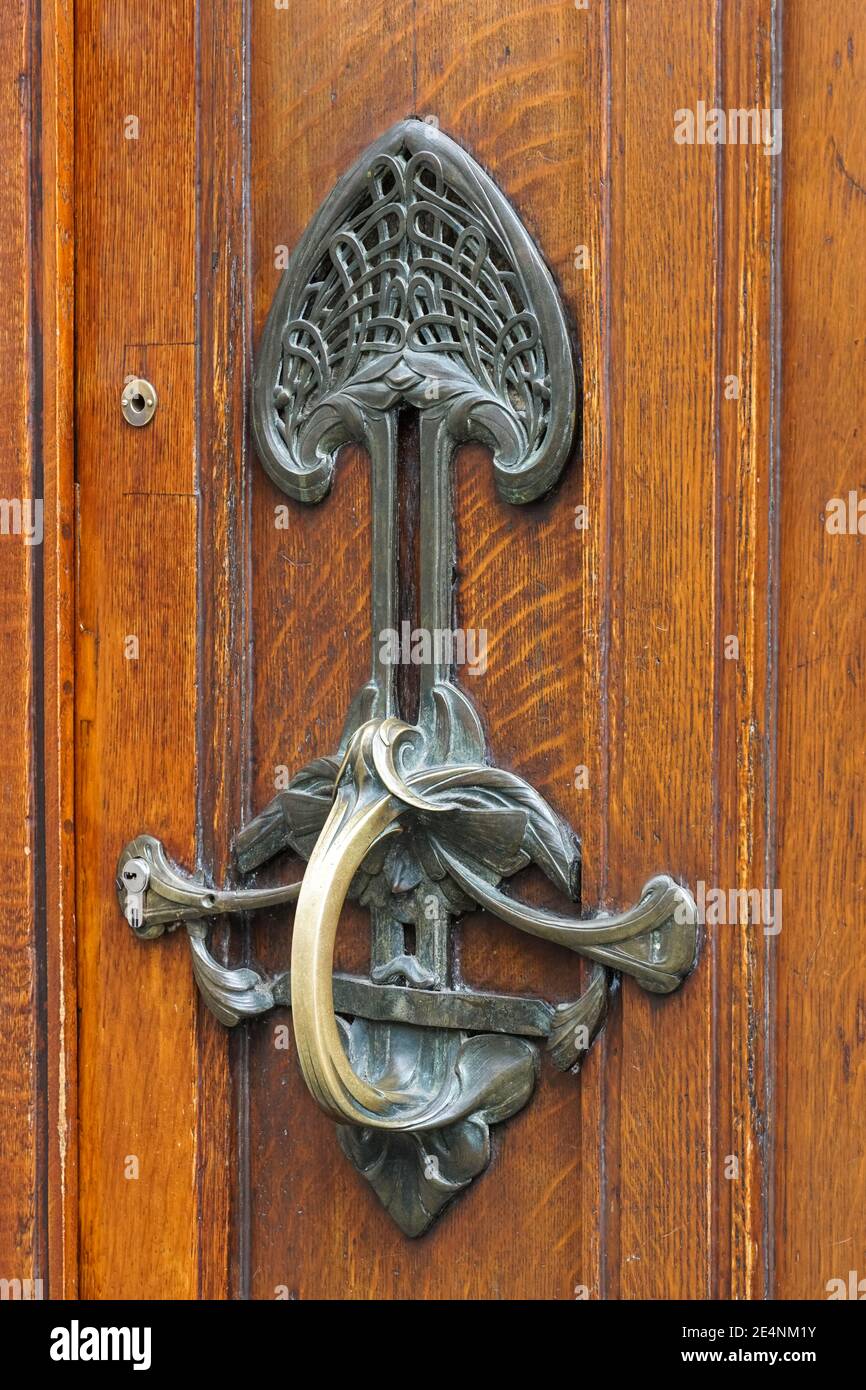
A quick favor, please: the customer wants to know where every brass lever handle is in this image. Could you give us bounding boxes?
[116,833,301,938]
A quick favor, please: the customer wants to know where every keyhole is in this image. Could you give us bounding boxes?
[121,377,158,427]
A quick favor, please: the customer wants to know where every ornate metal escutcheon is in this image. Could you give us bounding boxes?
[117,120,699,1237]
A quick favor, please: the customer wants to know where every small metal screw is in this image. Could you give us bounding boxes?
[121,377,158,427]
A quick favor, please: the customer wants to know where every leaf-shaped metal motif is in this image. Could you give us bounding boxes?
[253,119,576,506]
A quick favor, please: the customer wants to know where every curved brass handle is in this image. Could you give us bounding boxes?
[289,717,699,1132]
[290,722,403,1124]
[290,718,539,1134]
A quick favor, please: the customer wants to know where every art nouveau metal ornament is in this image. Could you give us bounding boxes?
[117,120,699,1236]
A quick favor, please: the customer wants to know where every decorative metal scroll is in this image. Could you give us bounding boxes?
[117,120,698,1238]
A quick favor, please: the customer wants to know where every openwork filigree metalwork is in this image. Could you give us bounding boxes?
[253,118,574,507]
[117,120,699,1237]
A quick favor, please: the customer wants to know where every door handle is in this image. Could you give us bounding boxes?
[288,715,696,1132]
[117,119,699,1234]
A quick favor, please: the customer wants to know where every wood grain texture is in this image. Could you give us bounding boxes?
[569,0,613,1304]
[75,0,200,1298]
[603,0,717,1300]
[195,0,251,1303]
[0,0,43,1299]
[73,0,250,1302]
[775,0,866,1299]
[714,0,777,1301]
[40,0,78,1300]
[0,0,76,1301]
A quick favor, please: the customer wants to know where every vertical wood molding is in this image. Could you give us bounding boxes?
[0,0,43,1301]
[776,0,866,1298]
[604,0,717,1300]
[0,0,76,1300]
[571,0,612,1304]
[75,0,200,1298]
[194,0,252,1302]
[713,0,778,1300]
[40,0,78,1300]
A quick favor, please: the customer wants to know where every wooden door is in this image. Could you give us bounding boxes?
[3,0,865,1303]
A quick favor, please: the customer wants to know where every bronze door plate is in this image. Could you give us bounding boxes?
[117,121,699,1237]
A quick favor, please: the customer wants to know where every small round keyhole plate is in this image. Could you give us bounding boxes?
[121,377,158,427]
